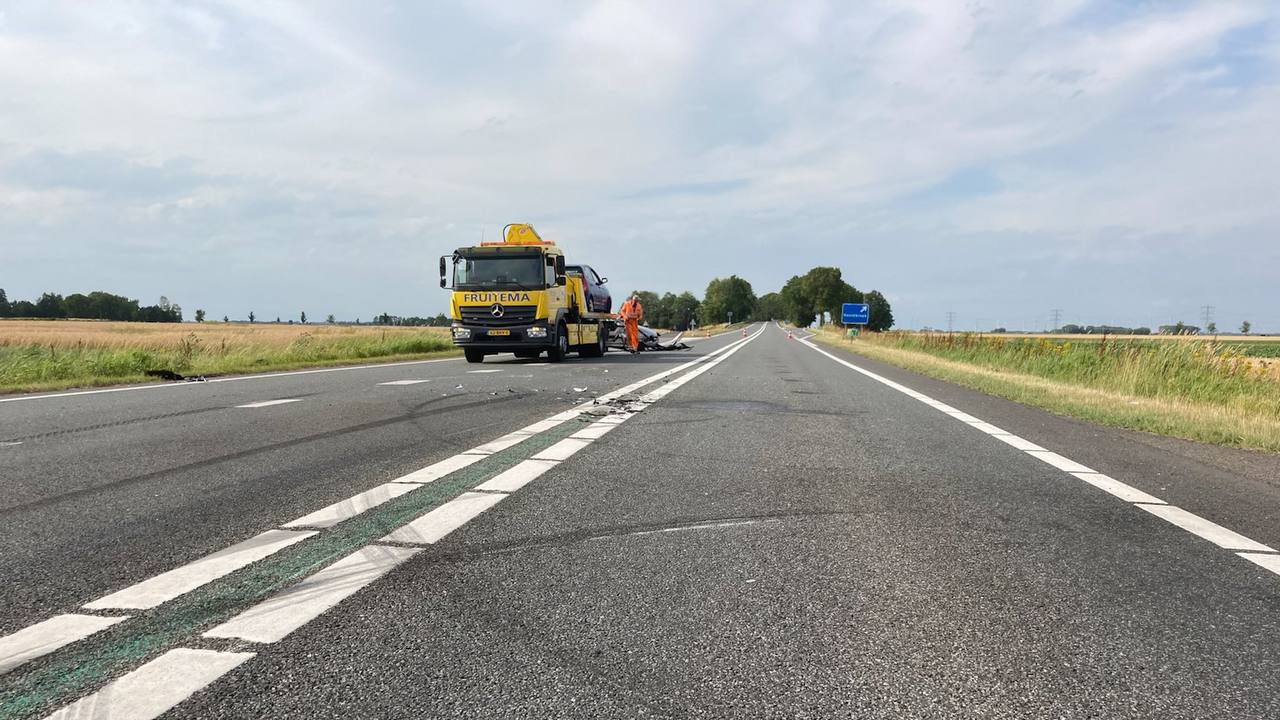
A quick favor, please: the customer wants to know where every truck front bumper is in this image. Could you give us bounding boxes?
[451,323,551,352]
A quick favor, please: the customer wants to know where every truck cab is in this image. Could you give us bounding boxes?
[440,224,614,363]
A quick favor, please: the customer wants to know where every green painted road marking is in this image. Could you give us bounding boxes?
[0,418,590,719]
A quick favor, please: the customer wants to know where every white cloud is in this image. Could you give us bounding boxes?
[0,0,1276,328]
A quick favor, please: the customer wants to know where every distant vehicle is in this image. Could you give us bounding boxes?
[566,264,612,313]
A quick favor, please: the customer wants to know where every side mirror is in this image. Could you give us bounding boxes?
[600,277,608,285]
[438,257,448,288]
[554,256,566,286]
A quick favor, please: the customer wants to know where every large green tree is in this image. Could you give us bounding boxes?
[700,275,756,325]
[754,292,785,321]
[780,267,861,327]
[668,291,701,330]
[0,288,9,317]
[864,290,894,331]
[34,292,66,318]
[63,293,94,318]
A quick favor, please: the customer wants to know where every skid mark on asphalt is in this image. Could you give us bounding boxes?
[0,392,536,517]
[797,332,1280,580]
[0,406,225,444]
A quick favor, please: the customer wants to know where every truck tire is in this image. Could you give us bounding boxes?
[548,322,569,363]
[464,349,485,364]
[580,325,607,358]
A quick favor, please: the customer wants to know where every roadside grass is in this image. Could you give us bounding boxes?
[0,320,459,393]
[809,327,1280,453]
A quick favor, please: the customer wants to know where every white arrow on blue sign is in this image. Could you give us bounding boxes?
[841,303,870,324]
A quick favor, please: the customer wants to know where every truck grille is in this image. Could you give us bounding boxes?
[459,305,538,327]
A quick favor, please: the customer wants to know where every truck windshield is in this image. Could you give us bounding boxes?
[453,254,545,290]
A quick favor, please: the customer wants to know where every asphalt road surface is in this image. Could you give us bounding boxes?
[2,324,1278,719]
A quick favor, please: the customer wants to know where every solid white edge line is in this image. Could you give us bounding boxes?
[1069,472,1166,505]
[85,529,317,610]
[795,331,1280,578]
[0,357,462,404]
[43,647,255,720]
[1136,504,1276,553]
[0,614,130,676]
[203,545,420,644]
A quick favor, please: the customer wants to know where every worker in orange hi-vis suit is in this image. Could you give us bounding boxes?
[619,293,644,353]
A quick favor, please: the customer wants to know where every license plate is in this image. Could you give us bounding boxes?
[487,329,511,336]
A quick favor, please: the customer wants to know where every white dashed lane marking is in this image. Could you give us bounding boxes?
[85,530,316,610]
[379,492,507,545]
[377,380,431,386]
[282,483,419,529]
[466,369,503,374]
[2,328,764,688]
[0,614,129,676]
[474,459,560,493]
[0,356,459,404]
[203,545,420,644]
[234,398,302,409]
[45,648,255,720]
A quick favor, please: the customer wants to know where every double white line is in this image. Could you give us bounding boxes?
[21,326,766,719]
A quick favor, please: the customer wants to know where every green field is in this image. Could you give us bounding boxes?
[0,320,458,393]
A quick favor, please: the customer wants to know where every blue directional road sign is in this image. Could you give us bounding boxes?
[841,303,870,325]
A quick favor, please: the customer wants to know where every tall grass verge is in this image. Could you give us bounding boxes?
[0,320,459,393]
[811,328,1280,453]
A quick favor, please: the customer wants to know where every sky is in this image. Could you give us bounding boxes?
[1,0,1277,331]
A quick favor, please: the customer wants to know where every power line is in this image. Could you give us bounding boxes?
[1050,309,1062,332]
[1201,304,1215,330]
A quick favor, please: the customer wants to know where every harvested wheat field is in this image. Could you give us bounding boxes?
[0,319,457,393]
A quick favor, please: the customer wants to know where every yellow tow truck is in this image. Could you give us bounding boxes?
[438,224,616,363]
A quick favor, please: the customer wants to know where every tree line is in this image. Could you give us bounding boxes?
[630,266,893,331]
[0,289,183,323]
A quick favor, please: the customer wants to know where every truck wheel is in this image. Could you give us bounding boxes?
[548,322,569,363]
[464,349,485,364]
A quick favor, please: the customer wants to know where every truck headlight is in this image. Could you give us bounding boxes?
[452,327,471,340]
[526,326,547,338]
